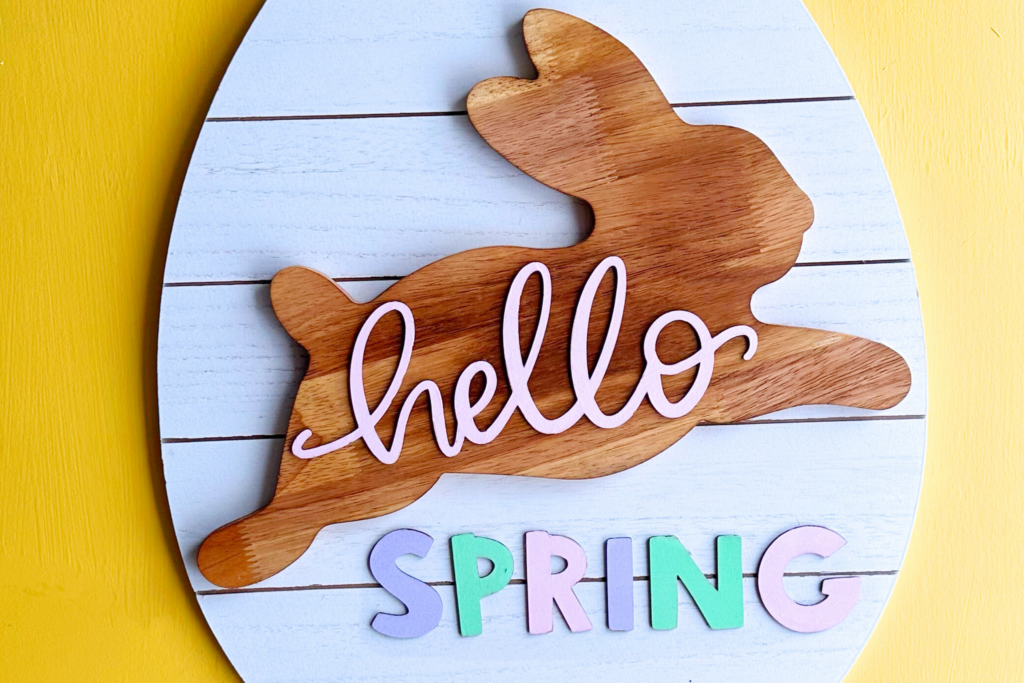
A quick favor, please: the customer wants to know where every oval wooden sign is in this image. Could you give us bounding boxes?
[159,2,926,681]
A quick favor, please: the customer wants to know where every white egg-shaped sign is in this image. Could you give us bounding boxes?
[159,3,925,681]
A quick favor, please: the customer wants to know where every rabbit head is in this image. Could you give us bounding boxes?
[468,10,814,272]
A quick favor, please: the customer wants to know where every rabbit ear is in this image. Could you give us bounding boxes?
[270,266,357,349]
[467,11,678,199]
[468,10,656,107]
[522,9,641,79]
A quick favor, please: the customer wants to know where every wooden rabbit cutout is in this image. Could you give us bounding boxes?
[198,9,911,588]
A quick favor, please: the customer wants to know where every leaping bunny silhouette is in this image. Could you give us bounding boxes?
[198,9,911,588]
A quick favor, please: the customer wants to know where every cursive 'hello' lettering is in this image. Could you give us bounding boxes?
[291,256,758,464]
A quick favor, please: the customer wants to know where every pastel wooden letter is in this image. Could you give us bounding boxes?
[757,526,861,633]
[450,533,514,637]
[525,531,593,634]
[367,529,443,639]
[605,538,634,631]
[650,535,743,630]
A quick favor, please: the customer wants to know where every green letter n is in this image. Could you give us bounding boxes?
[649,535,743,630]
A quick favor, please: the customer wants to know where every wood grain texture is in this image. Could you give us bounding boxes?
[198,576,897,683]
[194,11,911,589]
[167,419,923,592]
[207,0,852,119]
[168,100,908,284]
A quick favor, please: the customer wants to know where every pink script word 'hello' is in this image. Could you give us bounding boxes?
[291,256,759,464]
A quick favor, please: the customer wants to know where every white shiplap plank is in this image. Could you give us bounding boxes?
[164,418,923,592]
[167,100,906,284]
[208,0,852,119]
[199,575,895,683]
[156,263,925,440]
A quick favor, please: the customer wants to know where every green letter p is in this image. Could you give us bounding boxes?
[451,533,514,636]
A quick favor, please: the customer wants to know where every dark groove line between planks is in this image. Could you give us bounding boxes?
[161,414,925,444]
[197,569,898,596]
[792,258,910,268]
[674,95,855,108]
[162,259,911,289]
[205,95,856,123]
[165,275,404,288]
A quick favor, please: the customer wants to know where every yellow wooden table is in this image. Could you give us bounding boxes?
[1,1,1021,680]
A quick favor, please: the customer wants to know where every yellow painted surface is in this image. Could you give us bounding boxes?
[0,0,1020,680]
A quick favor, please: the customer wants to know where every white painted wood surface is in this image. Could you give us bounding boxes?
[158,1,926,681]
[199,576,896,683]
[207,0,852,119]
[169,100,906,284]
